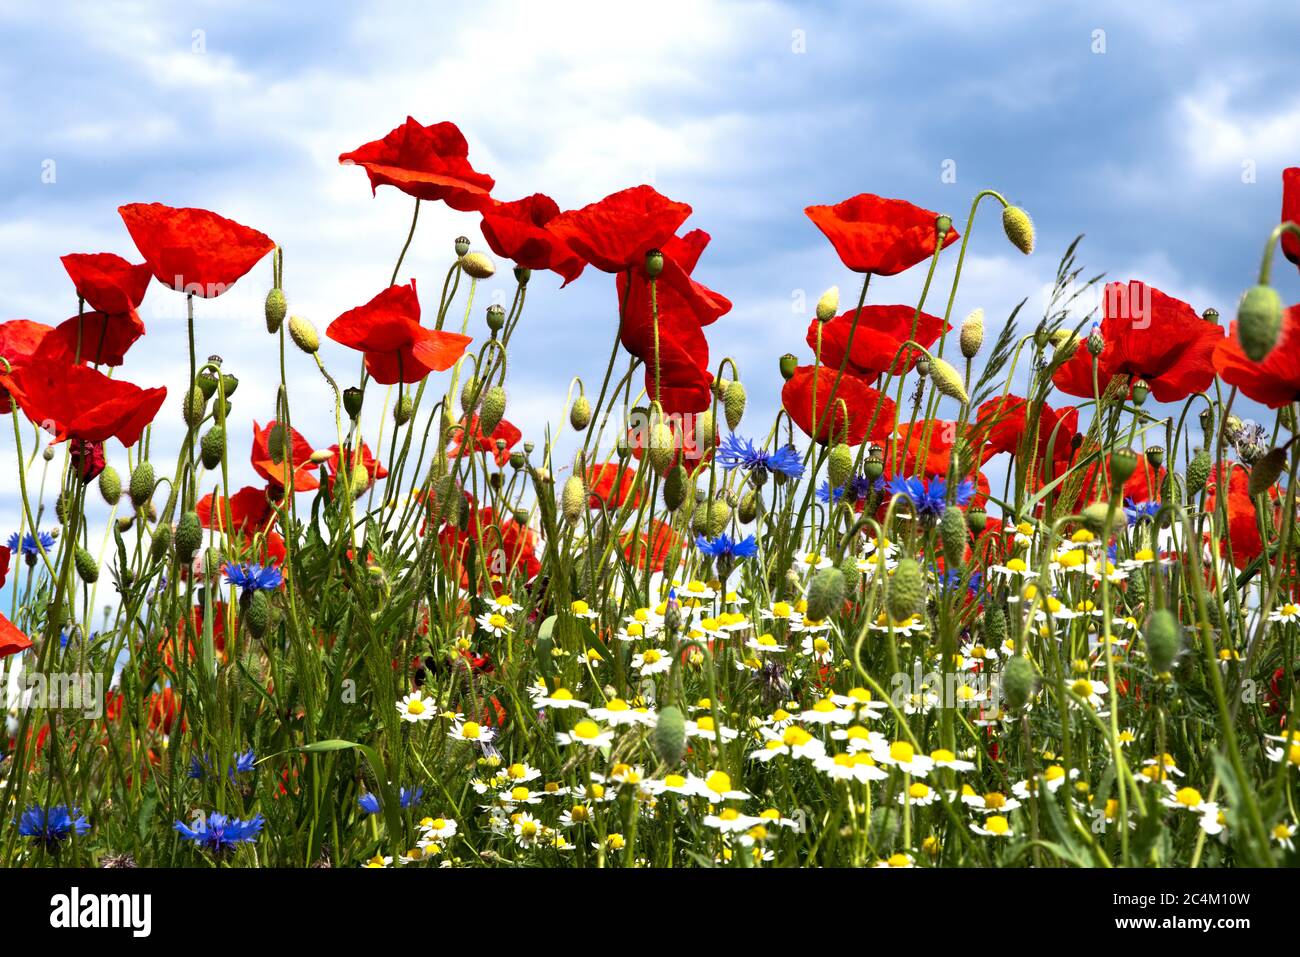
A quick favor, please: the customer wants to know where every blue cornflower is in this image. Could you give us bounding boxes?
[817,481,844,504]
[17,804,90,849]
[886,475,974,519]
[400,786,423,808]
[358,792,381,815]
[695,533,759,561]
[223,562,283,596]
[1124,498,1160,525]
[174,811,265,853]
[7,530,56,559]
[189,749,257,780]
[819,475,875,505]
[716,434,805,480]
[358,786,422,814]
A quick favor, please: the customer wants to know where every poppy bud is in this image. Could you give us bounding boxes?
[129,462,155,509]
[779,353,798,380]
[455,236,471,257]
[695,409,716,452]
[940,505,967,570]
[1131,379,1150,406]
[1110,448,1139,486]
[98,465,122,506]
[645,249,664,279]
[175,510,203,563]
[1081,503,1111,534]
[959,308,985,359]
[1001,205,1035,255]
[200,426,225,470]
[928,356,969,405]
[827,443,853,490]
[460,251,496,280]
[149,523,172,565]
[265,287,287,334]
[615,432,630,458]
[652,705,687,767]
[514,266,531,285]
[267,423,287,465]
[569,395,591,431]
[182,386,206,429]
[739,490,759,524]
[647,422,676,475]
[1237,284,1283,361]
[1002,655,1036,709]
[1186,448,1211,497]
[479,385,507,436]
[1145,446,1165,470]
[460,375,478,416]
[1143,609,1182,674]
[984,603,1006,646]
[887,558,924,621]
[1249,447,1287,497]
[966,506,987,533]
[723,380,747,431]
[246,590,272,639]
[663,465,687,512]
[486,304,506,332]
[1202,307,1220,325]
[349,463,370,497]
[394,395,414,427]
[806,568,846,621]
[288,315,319,354]
[116,515,134,533]
[74,546,99,584]
[815,286,840,322]
[561,476,586,524]
[692,498,731,538]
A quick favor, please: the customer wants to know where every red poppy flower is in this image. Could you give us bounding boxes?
[1071,452,1165,509]
[882,419,987,480]
[1,613,33,659]
[60,253,152,314]
[325,442,388,494]
[448,415,522,467]
[1052,281,1222,403]
[548,185,692,273]
[480,194,586,285]
[52,310,146,367]
[0,319,56,413]
[622,519,680,573]
[0,545,9,588]
[1205,462,1265,569]
[973,395,1078,479]
[251,420,319,493]
[5,337,164,446]
[1214,302,1300,408]
[807,304,948,380]
[197,485,275,535]
[616,229,731,414]
[586,463,641,509]
[338,117,495,212]
[327,280,471,385]
[1283,168,1300,271]
[781,365,896,446]
[119,203,274,297]
[69,439,106,482]
[627,410,715,473]
[804,194,959,275]
[439,506,540,587]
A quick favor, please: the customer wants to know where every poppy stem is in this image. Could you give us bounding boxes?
[390,198,421,287]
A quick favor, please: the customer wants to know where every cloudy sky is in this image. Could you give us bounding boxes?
[3,0,1299,581]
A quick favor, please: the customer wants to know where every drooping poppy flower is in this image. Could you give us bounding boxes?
[60,253,152,314]
[480,194,586,285]
[616,229,731,414]
[52,310,145,367]
[326,280,472,385]
[1283,168,1300,271]
[804,194,959,275]
[622,518,681,573]
[548,185,692,273]
[251,421,319,493]
[5,337,165,446]
[338,117,495,212]
[69,439,106,482]
[807,304,948,380]
[196,486,276,535]
[0,319,56,413]
[118,203,274,297]
[1,613,33,659]
[1213,302,1300,408]
[1052,281,1222,404]
[973,395,1078,481]
[781,365,896,446]
[1205,462,1265,569]
[325,442,388,494]
[447,415,522,467]
[586,463,642,510]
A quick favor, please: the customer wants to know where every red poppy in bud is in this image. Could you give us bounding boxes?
[448,415,521,467]
[622,518,680,573]
[5,336,164,446]
[1,613,34,658]
[804,194,959,275]
[781,365,896,446]
[251,420,320,493]
[617,229,730,414]
[1205,462,1266,569]
[973,395,1078,479]
[0,320,56,413]
[197,485,275,536]
[60,253,152,314]
[53,310,146,367]
[548,185,692,273]
[118,203,274,297]
[480,194,586,284]
[1053,281,1222,403]
[586,463,642,509]
[1213,302,1300,408]
[325,442,388,493]
[339,117,495,212]
[807,304,948,380]
[1283,168,1300,271]
[327,280,472,385]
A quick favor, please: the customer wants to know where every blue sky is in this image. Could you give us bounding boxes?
[3,0,1300,597]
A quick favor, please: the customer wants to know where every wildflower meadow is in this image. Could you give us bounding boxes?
[3,114,1300,878]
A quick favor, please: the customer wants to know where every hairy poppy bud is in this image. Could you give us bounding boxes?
[288,315,319,354]
[653,705,687,767]
[940,505,967,570]
[1080,502,1111,534]
[454,236,471,257]
[723,380,747,431]
[561,475,586,524]
[343,387,364,419]
[265,287,287,334]
[692,498,731,538]
[984,603,1006,646]
[459,251,496,279]
[486,303,506,332]
[182,386,206,429]
[959,308,985,359]
[815,286,839,322]
[175,510,202,563]
[1198,407,1214,439]
[1002,655,1035,709]
[200,426,225,470]
[645,249,664,279]
[779,353,798,380]
[149,522,172,565]
[74,546,98,584]
[569,395,591,432]
[478,385,506,436]
[394,395,414,427]
[246,590,271,639]
[696,409,716,451]
[663,465,687,512]
[1110,448,1139,486]
[827,443,853,491]
[806,567,846,622]
[129,462,154,509]
[267,423,287,465]
[647,422,676,475]
[928,356,969,405]
[1131,379,1150,406]
[1249,447,1287,497]
[459,375,478,416]
[1143,609,1181,674]
[887,558,924,621]
[98,465,122,506]
[739,489,759,524]
[1186,448,1212,497]
[1002,205,1035,255]
[1237,284,1283,361]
